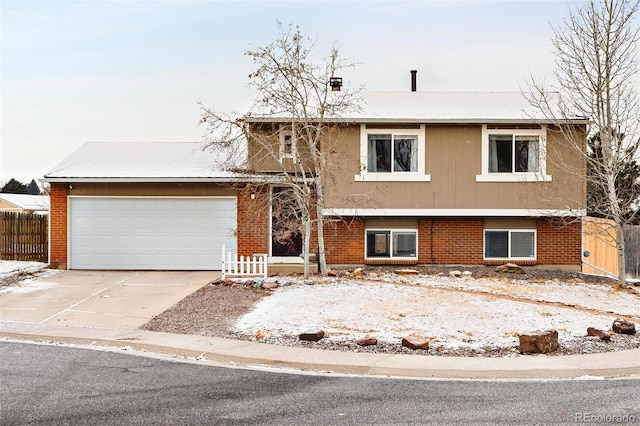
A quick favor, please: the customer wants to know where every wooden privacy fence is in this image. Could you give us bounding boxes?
[221,245,267,279]
[0,212,48,262]
[582,216,640,280]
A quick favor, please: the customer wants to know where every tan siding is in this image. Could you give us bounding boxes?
[484,218,537,229]
[365,217,418,228]
[0,200,22,212]
[324,124,586,212]
[69,183,236,197]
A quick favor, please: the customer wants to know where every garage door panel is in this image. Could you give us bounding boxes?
[70,197,236,270]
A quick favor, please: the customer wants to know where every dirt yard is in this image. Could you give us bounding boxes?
[141,266,640,357]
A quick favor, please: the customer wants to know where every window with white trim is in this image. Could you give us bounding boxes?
[357,124,430,182]
[279,129,297,160]
[477,125,551,182]
[366,229,417,259]
[484,229,536,260]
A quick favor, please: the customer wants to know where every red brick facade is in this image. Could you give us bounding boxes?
[234,191,582,267]
[49,183,68,269]
[417,218,485,265]
[49,183,582,270]
[236,187,270,256]
[536,218,582,265]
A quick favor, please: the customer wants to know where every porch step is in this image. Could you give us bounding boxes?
[268,263,318,276]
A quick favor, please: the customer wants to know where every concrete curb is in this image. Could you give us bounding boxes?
[2,330,639,380]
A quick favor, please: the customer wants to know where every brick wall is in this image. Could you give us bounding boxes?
[236,187,269,256]
[323,218,365,264]
[536,218,582,265]
[49,183,68,269]
[418,218,485,265]
[316,217,581,267]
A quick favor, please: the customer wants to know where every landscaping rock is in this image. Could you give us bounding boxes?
[518,330,559,354]
[356,336,378,346]
[401,334,430,350]
[462,271,473,277]
[261,281,279,290]
[496,263,526,274]
[299,330,325,342]
[449,270,462,277]
[209,278,223,285]
[328,269,338,277]
[612,318,636,335]
[569,277,585,283]
[353,267,363,277]
[395,269,420,275]
[587,327,611,341]
[255,329,268,340]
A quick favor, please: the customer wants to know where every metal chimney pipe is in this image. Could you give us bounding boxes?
[410,70,417,92]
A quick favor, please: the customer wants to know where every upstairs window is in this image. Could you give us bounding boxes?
[489,134,539,173]
[477,125,551,182]
[357,124,430,182]
[367,134,418,173]
[279,129,297,160]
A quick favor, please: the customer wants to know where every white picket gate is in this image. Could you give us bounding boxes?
[221,245,267,279]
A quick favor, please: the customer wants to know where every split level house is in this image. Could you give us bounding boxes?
[44,88,588,272]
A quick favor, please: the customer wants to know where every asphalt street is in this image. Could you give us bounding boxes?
[1,341,638,425]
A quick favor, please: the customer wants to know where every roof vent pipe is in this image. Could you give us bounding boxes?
[410,70,417,92]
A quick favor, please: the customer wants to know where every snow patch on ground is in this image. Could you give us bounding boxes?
[0,260,48,277]
[232,276,639,351]
[2,279,57,294]
[0,260,60,294]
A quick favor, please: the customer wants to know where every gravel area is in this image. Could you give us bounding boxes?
[142,266,640,357]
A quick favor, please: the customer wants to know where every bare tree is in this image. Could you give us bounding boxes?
[528,0,640,287]
[199,23,361,277]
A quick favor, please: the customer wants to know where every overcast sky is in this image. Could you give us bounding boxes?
[0,0,627,185]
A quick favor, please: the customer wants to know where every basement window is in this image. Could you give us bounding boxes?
[484,230,536,260]
[366,229,417,259]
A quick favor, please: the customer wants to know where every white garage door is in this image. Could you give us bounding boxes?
[69,197,236,270]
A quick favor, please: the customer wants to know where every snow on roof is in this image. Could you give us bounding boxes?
[246,91,584,123]
[0,194,49,211]
[44,142,242,181]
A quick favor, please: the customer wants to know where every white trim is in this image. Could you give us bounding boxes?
[475,173,552,182]
[44,177,248,183]
[245,117,589,125]
[476,124,552,182]
[323,208,586,217]
[67,195,236,200]
[365,228,418,260]
[355,173,431,182]
[356,124,431,182]
[278,126,298,160]
[483,229,537,261]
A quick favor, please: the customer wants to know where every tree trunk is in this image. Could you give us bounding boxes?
[615,220,627,288]
[314,175,328,276]
[303,212,311,278]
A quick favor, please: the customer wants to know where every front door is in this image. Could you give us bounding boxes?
[270,187,303,258]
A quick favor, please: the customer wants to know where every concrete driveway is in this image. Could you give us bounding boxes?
[0,271,216,337]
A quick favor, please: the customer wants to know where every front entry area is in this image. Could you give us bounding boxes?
[69,197,236,270]
[269,187,303,262]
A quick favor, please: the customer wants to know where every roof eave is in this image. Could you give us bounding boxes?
[42,175,293,184]
[244,117,590,125]
[42,177,251,184]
